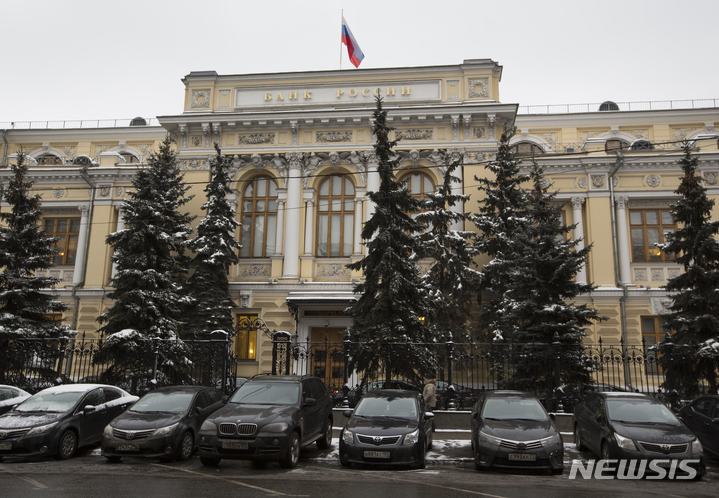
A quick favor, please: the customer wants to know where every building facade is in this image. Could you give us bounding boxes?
[2,59,718,384]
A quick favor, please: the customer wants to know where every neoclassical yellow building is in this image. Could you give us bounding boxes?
[2,59,718,383]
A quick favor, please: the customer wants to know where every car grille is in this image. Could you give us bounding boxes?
[498,439,543,450]
[218,423,257,436]
[0,428,30,439]
[639,441,688,454]
[357,434,401,446]
[112,428,155,440]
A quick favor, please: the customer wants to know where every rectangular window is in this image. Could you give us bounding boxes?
[43,217,81,266]
[629,209,675,262]
[235,314,258,361]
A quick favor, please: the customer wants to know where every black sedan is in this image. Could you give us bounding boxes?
[0,384,137,460]
[679,395,719,458]
[102,386,224,462]
[574,392,705,475]
[471,391,563,472]
[0,385,31,416]
[339,390,433,468]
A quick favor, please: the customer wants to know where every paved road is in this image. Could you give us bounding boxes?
[1,447,717,498]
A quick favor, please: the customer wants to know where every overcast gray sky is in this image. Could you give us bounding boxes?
[2,0,718,122]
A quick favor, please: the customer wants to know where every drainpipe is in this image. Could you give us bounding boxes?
[1,129,8,166]
[608,152,631,385]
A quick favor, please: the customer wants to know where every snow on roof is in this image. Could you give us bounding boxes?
[40,384,126,395]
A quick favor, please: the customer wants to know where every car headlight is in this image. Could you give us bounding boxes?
[153,423,179,437]
[614,432,637,451]
[200,420,217,433]
[262,422,289,433]
[477,430,501,445]
[103,425,114,438]
[541,433,562,447]
[342,429,354,445]
[27,422,58,436]
[691,438,703,455]
[402,429,420,446]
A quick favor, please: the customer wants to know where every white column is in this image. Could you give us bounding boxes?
[274,199,285,256]
[615,196,632,285]
[283,159,301,278]
[353,197,363,255]
[72,205,91,285]
[571,196,587,285]
[110,207,125,280]
[365,160,379,221]
[303,199,314,256]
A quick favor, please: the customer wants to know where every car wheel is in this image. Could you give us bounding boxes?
[176,431,194,461]
[574,424,585,451]
[200,456,221,467]
[280,431,300,469]
[55,430,78,460]
[317,417,333,449]
[105,456,122,464]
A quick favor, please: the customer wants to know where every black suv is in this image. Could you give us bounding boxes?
[198,375,333,468]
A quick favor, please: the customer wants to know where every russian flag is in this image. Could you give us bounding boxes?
[341,16,365,68]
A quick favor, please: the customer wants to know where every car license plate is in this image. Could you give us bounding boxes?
[363,450,390,459]
[508,453,536,462]
[222,440,249,450]
[0,442,11,451]
[117,444,138,452]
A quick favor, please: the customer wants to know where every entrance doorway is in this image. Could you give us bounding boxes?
[309,328,345,389]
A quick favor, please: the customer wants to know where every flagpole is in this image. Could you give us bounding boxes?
[339,8,343,70]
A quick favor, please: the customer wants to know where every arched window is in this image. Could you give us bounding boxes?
[316,175,354,257]
[630,139,654,151]
[119,151,140,164]
[511,142,545,157]
[400,171,435,200]
[36,153,63,165]
[240,176,278,258]
[605,139,629,154]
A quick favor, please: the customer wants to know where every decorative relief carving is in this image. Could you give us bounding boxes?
[178,158,208,170]
[191,89,210,109]
[238,133,275,145]
[468,78,489,98]
[98,185,111,197]
[703,171,718,185]
[473,127,485,139]
[237,263,271,278]
[590,174,606,189]
[667,267,682,279]
[633,268,647,281]
[650,268,665,282]
[650,297,673,315]
[52,188,65,199]
[577,177,588,189]
[315,263,351,278]
[316,130,352,143]
[113,186,125,197]
[190,135,202,147]
[645,174,661,188]
[396,128,433,141]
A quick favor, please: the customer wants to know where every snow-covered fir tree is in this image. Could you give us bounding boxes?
[0,152,71,379]
[186,144,239,339]
[658,143,719,395]
[503,161,601,390]
[96,137,194,384]
[471,127,531,343]
[416,152,478,343]
[347,96,433,384]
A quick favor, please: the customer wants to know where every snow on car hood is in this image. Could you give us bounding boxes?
[0,411,63,429]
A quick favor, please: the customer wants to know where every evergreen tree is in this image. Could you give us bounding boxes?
[658,143,719,395]
[416,152,478,343]
[347,96,433,384]
[96,137,194,384]
[186,144,239,339]
[504,161,601,390]
[0,152,71,380]
[471,127,531,343]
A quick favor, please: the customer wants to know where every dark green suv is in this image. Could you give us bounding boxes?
[198,375,333,468]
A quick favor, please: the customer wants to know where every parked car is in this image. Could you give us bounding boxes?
[0,384,137,460]
[101,386,224,462]
[0,386,31,416]
[339,389,433,468]
[470,391,563,473]
[198,375,333,468]
[574,392,705,476]
[345,380,420,408]
[551,382,628,412]
[679,395,719,458]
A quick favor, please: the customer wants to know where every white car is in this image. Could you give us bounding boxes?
[0,386,31,416]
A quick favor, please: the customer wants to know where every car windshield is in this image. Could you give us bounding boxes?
[131,392,195,413]
[0,388,18,401]
[230,382,299,406]
[15,390,84,413]
[354,397,418,420]
[606,399,681,425]
[482,397,548,421]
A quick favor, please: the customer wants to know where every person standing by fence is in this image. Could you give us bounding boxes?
[423,378,437,410]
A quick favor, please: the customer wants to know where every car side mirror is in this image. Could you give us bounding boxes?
[343,409,353,418]
[425,411,434,419]
[303,397,316,407]
[83,405,96,415]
